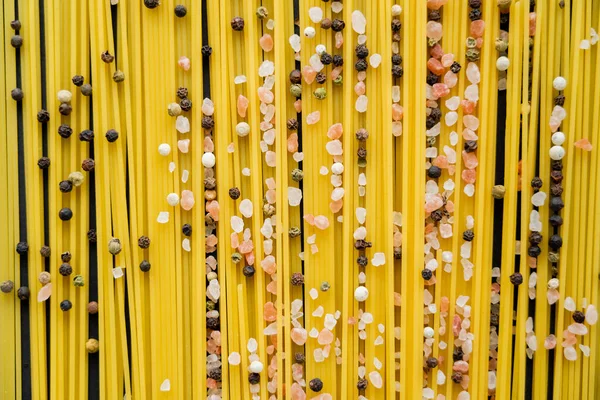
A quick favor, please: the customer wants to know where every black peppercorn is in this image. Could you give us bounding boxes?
[1,281,14,293]
[469,9,482,21]
[392,54,402,65]
[450,62,462,74]
[490,313,500,326]
[357,147,367,158]
[10,20,21,30]
[72,75,84,86]
[391,19,401,31]
[554,94,565,106]
[529,232,543,245]
[182,224,192,236]
[201,116,214,129]
[17,286,30,300]
[355,59,368,72]
[320,52,333,65]
[331,19,345,31]
[59,180,73,193]
[40,245,51,257]
[201,45,212,57]
[11,35,23,48]
[572,311,585,323]
[59,208,73,221]
[421,269,433,280]
[59,103,72,116]
[510,272,523,286]
[287,118,298,130]
[140,260,151,272]
[79,129,94,142]
[242,265,255,277]
[231,16,245,31]
[549,214,563,227]
[180,98,192,111]
[426,357,438,368]
[392,65,404,78]
[355,44,369,59]
[289,69,302,84]
[16,242,29,255]
[354,239,372,250]
[61,251,71,262]
[59,263,73,276]
[315,72,327,84]
[101,51,114,63]
[431,210,443,222]
[357,255,368,267]
[549,196,564,212]
[144,0,160,8]
[427,166,442,179]
[206,317,220,330]
[87,229,97,243]
[320,18,332,29]
[469,0,482,8]
[451,372,463,384]
[332,55,344,67]
[81,83,93,96]
[430,107,442,122]
[138,236,151,249]
[176,87,188,99]
[11,88,24,101]
[426,72,439,86]
[428,10,441,21]
[426,116,437,129]
[208,368,222,382]
[464,140,478,152]
[355,128,369,141]
[528,245,541,258]
[500,13,509,24]
[548,234,563,250]
[105,129,119,142]
[294,352,305,363]
[463,230,475,241]
[453,347,464,361]
[550,170,563,183]
[248,372,260,384]
[357,378,368,390]
[58,124,73,139]
[37,109,50,123]
[60,300,72,311]
[228,187,241,200]
[291,272,305,286]
[82,158,95,172]
[309,378,323,392]
[37,157,51,169]
[174,4,187,17]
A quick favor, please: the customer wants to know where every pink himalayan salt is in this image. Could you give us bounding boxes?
[355,81,366,96]
[266,189,276,204]
[38,283,52,302]
[529,13,537,36]
[426,21,443,41]
[264,302,277,321]
[265,151,276,167]
[238,239,254,254]
[462,169,477,184]
[307,111,320,125]
[204,136,214,152]
[266,345,274,355]
[463,115,480,130]
[245,251,255,266]
[207,338,220,354]
[237,95,249,117]
[178,56,191,71]
[444,71,458,88]
[330,66,343,80]
[462,151,479,169]
[392,104,404,121]
[433,155,449,169]
[261,256,276,274]
[291,383,306,400]
[427,0,448,10]
[425,194,444,212]
[357,71,367,81]
[181,190,195,210]
[462,129,478,141]
[460,375,470,390]
[291,327,307,345]
[230,232,239,249]
[430,44,444,59]
[266,279,277,294]
[547,288,559,304]
[452,315,462,336]
[260,121,272,131]
[288,133,299,153]
[259,34,273,52]
[441,53,455,68]
[317,329,334,345]
[348,316,357,324]
[476,37,483,48]
[302,66,316,84]
[294,100,302,113]
[448,165,456,175]
[303,214,315,225]
[432,83,450,98]
[335,31,344,49]
[393,231,402,247]
[446,200,455,213]
[470,20,485,38]
[427,58,445,75]
[327,123,343,139]
[453,360,469,373]
[549,116,560,132]
[440,296,450,312]
[178,139,190,153]
[329,199,343,213]
[314,215,330,230]
[258,87,274,104]
[462,100,477,114]
[574,138,593,151]
[206,235,218,247]
[206,378,218,389]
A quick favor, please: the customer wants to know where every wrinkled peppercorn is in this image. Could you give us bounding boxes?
[355,128,369,141]
[354,239,372,250]
[11,88,24,101]
[355,59,368,71]
[17,287,30,300]
[289,227,301,238]
[469,0,482,7]
[510,272,523,285]
[572,311,585,323]
[180,98,192,111]
[453,347,464,361]
[550,170,563,183]
[61,251,71,262]
[37,109,50,123]
[357,147,367,158]
[87,229,97,243]
[174,4,187,17]
[138,236,151,249]
[59,180,73,193]
[355,44,369,59]
[206,317,220,330]
[16,242,29,255]
[427,166,442,178]
[529,232,543,244]
[552,160,563,171]
[101,51,114,63]
[428,10,441,21]
[59,263,73,276]
[204,177,216,189]
[320,52,333,65]
[242,265,255,277]
[72,75,84,86]
[357,255,368,267]
[392,65,404,78]
[82,158,95,172]
[431,209,443,222]
[208,368,222,382]
[229,187,241,200]
[248,372,260,384]
[79,129,94,142]
[548,234,563,250]
[426,72,439,85]
[391,19,401,31]
[176,87,188,99]
[550,184,563,196]
[332,55,344,67]
[315,72,327,84]
[105,129,119,142]
[144,0,160,8]
[426,357,438,368]
[289,69,302,84]
[182,224,192,236]
[463,230,475,241]
[450,62,462,73]
[58,124,73,138]
[291,169,304,182]
[528,245,541,258]
[549,214,563,227]
[291,272,305,286]
[464,140,478,152]
[201,116,214,129]
[331,19,345,31]
[357,378,368,390]
[469,9,482,20]
[81,83,93,96]
[287,118,298,130]
[231,17,245,31]
[309,378,323,392]
[10,20,21,30]
[422,269,433,280]
[201,45,212,57]
[59,103,72,116]
[554,94,565,106]
[40,245,51,257]
[550,197,564,212]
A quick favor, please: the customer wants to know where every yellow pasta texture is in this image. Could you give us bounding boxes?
[2,1,600,399]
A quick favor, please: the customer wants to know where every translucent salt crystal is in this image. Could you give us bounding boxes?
[309,54,324,72]
[368,53,382,69]
[426,147,438,158]
[160,379,171,392]
[181,170,189,183]
[592,28,599,44]
[239,199,253,218]
[293,152,303,162]
[464,85,479,102]
[568,323,588,335]
[446,96,460,111]
[355,95,368,112]
[527,335,537,351]
[372,252,385,267]
[288,187,303,206]
[157,212,169,223]
[358,173,367,186]
[353,227,367,240]
[112,267,124,279]
[463,115,479,131]
[457,391,470,400]
[256,61,274,79]
[308,6,323,23]
[207,280,220,301]
[355,207,367,224]
[352,10,367,34]
[564,346,577,361]
[234,75,247,84]
[306,111,320,125]
[309,288,318,299]
[456,295,469,307]
[324,314,337,330]
[228,352,241,365]
[178,56,190,71]
[202,98,215,115]
[247,338,258,353]
[580,40,591,49]
[445,111,458,126]
[369,371,383,389]
[531,191,547,207]
[331,187,345,201]
[450,131,459,146]
[182,238,191,252]
[231,216,244,233]
[464,184,475,197]
[580,344,591,357]
[426,122,440,137]
[176,115,190,133]
[426,21,443,41]
[392,122,403,137]
[460,242,471,259]
[263,322,277,335]
[466,63,480,84]
[564,297,576,311]
[169,162,175,172]
[177,139,190,153]
[423,388,434,399]
[288,35,300,54]
[586,305,598,324]
[326,140,343,156]
[312,306,324,317]
[266,19,274,30]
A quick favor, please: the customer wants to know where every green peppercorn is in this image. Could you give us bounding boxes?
[174,4,187,17]
[288,227,301,238]
[73,275,85,287]
[1,280,15,293]
[466,37,477,48]
[206,300,216,311]
[548,251,560,263]
[320,281,330,291]
[291,168,304,182]
[263,203,275,217]
[231,252,243,263]
[466,48,480,61]
[86,338,99,353]
[108,238,122,255]
[256,6,268,19]
[314,87,327,100]
[333,75,343,85]
[113,70,125,82]
[290,84,302,98]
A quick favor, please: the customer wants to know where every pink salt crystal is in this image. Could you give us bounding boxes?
[441,53,455,68]
[564,346,577,361]
[330,66,343,80]
[461,100,477,114]
[266,280,277,294]
[237,95,249,117]
[463,115,480,130]
[37,283,52,302]
[206,378,217,389]
[266,345,274,355]
[453,361,469,373]
[329,199,343,213]
[462,151,479,169]
[204,136,214,152]
[302,66,317,84]
[446,200,455,213]
[348,316,357,324]
[440,296,450,312]
[430,44,444,59]
[393,231,402,247]
[547,288,559,304]
[357,71,367,81]
[230,232,239,249]
[181,190,195,210]
[291,383,306,400]
[307,111,320,125]
[460,375,470,390]
[452,315,462,336]
[544,335,557,349]
[392,104,404,121]
[287,133,299,153]
[426,21,443,41]
[266,189,276,204]
[462,169,477,184]
[424,194,444,212]
[529,13,537,36]
[294,100,302,113]
[354,81,366,96]
[207,339,219,354]
[206,234,218,247]
[549,116,560,132]
[470,20,485,38]
[433,155,449,169]
[574,138,593,151]
[444,71,458,88]
[303,214,315,225]
[326,140,343,155]
[448,165,456,175]
[466,63,481,84]
[258,87,274,104]
[327,123,343,139]
[428,58,445,75]
[335,31,344,48]
[563,334,577,347]
[291,328,307,345]
[259,34,274,52]
[206,201,220,220]
[462,129,478,141]
[178,56,191,71]
[317,329,334,345]
[432,83,450,98]
[476,37,483,48]
[178,139,190,153]
[245,251,255,265]
[238,239,254,254]
[427,0,448,10]
[264,302,277,321]
[265,151,276,167]
[260,121,272,131]
[314,215,330,230]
